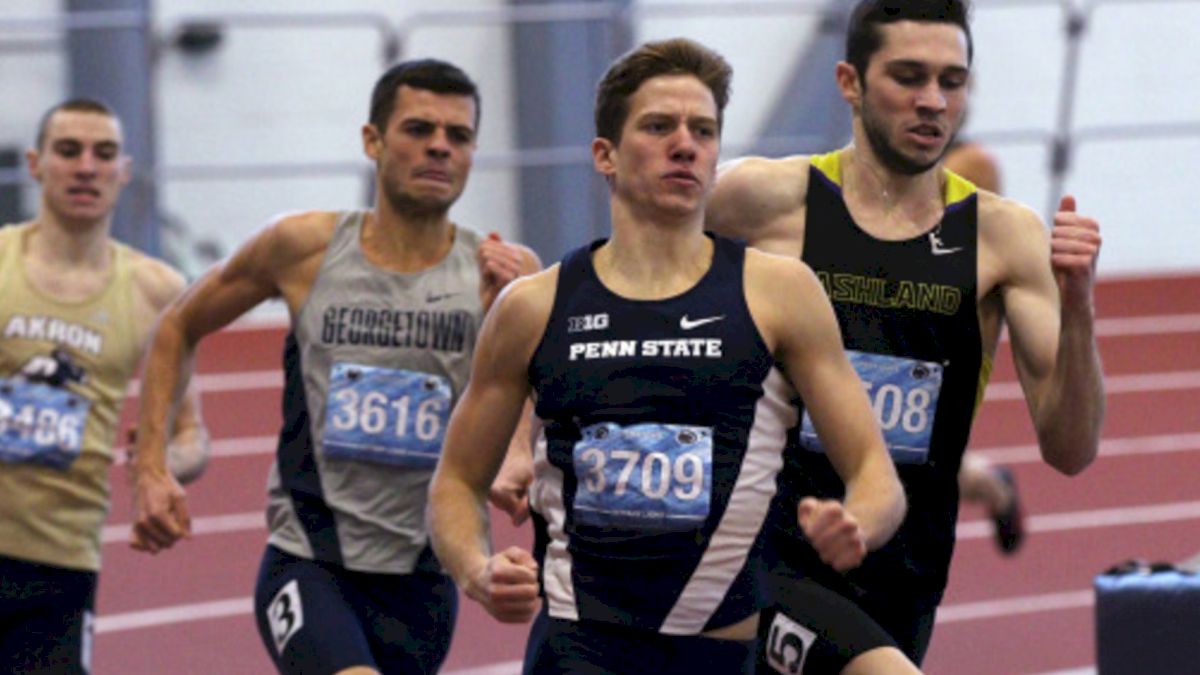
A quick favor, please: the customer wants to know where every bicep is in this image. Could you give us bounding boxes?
[764,264,882,475]
[171,232,289,340]
[997,220,1061,400]
[441,281,546,489]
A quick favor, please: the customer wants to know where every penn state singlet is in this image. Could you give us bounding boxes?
[529,235,796,634]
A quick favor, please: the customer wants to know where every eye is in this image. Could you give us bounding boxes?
[401,121,435,137]
[53,142,82,158]
[447,127,475,145]
[940,74,968,91]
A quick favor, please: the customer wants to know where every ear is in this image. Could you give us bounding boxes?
[362,123,382,161]
[591,137,616,181]
[835,61,863,109]
[24,148,41,182]
[117,155,133,188]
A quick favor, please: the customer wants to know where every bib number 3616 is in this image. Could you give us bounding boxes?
[322,363,451,468]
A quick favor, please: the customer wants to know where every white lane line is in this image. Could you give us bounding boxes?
[1094,313,1200,337]
[122,311,1200,397]
[972,432,1200,465]
[956,499,1200,541]
[445,662,523,675]
[96,597,252,634]
[101,511,263,544]
[109,435,278,466]
[107,430,1200,468]
[984,369,1200,401]
[935,589,1093,624]
[121,366,1200,401]
[102,497,1200,549]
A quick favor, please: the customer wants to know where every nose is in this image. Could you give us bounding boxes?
[75,149,99,175]
[426,127,452,160]
[669,126,698,163]
[915,81,948,114]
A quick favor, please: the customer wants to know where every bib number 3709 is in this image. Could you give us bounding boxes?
[571,422,713,533]
[322,363,451,468]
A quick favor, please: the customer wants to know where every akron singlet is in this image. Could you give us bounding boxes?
[267,212,482,574]
[773,150,987,608]
[0,222,142,572]
[528,235,796,635]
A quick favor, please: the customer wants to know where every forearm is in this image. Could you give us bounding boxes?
[429,472,493,591]
[131,316,197,480]
[1034,306,1105,475]
[843,455,906,551]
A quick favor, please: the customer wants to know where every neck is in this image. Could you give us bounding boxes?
[595,199,711,300]
[843,141,943,208]
[28,213,113,269]
[362,203,456,273]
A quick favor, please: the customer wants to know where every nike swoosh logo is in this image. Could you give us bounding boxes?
[680,315,725,330]
[426,292,459,303]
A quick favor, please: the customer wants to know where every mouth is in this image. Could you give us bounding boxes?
[413,169,451,184]
[907,124,944,147]
[66,186,101,200]
[662,170,700,187]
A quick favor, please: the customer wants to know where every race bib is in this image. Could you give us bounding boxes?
[0,377,89,470]
[572,422,712,532]
[799,351,943,465]
[322,363,451,468]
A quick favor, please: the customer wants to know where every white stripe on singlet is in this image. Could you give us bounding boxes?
[661,368,796,634]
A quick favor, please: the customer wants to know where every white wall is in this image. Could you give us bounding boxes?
[2,0,1197,279]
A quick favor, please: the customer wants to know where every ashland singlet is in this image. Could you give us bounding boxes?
[770,150,990,609]
[528,235,797,635]
[0,223,142,572]
[267,212,482,574]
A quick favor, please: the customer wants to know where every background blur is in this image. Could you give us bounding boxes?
[3,0,1198,293]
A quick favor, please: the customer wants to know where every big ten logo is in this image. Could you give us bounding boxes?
[567,313,609,334]
[766,611,817,674]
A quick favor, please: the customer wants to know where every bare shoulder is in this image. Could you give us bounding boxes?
[493,264,559,324]
[712,155,811,217]
[743,247,823,304]
[127,250,188,313]
[978,192,1052,290]
[256,210,340,261]
[978,192,1047,253]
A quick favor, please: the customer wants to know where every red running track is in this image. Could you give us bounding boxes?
[92,272,1200,674]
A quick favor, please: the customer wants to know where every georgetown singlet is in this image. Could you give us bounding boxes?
[267,212,482,574]
[0,223,142,571]
[770,150,988,608]
[528,235,796,635]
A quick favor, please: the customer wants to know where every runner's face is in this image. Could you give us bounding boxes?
[858,21,969,175]
[367,85,477,216]
[595,74,720,220]
[29,110,129,226]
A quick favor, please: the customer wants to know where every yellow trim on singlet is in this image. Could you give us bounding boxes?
[810,150,843,185]
[973,352,995,420]
[944,169,978,207]
[810,149,980,208]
